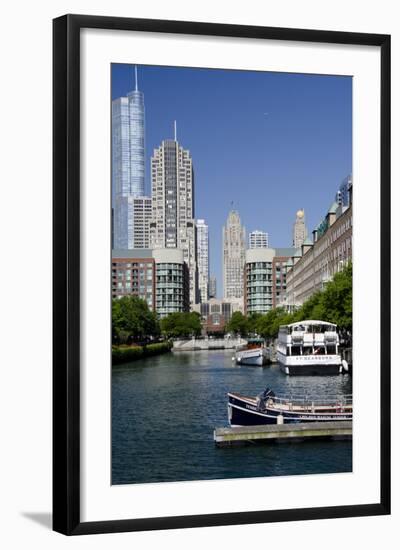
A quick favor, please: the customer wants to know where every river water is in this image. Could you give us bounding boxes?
[112,350,352,485]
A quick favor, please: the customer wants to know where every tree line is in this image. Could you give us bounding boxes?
[112,295,202,344]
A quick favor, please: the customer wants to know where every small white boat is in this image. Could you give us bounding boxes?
[235,340,270,366]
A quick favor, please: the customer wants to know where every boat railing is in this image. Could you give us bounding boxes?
[324,331,338,343]
[291,333,304,344]
[314,333,325,345]
[264,393,353,408]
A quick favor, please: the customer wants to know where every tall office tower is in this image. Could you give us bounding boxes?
[223,210,246,300]
[196,219,209,303]
[149,129,198,306]
[292,209,308,248]
[249,230,269,249]
[112,66,146,249]
[132,196,152,248]
[209,276,217,299]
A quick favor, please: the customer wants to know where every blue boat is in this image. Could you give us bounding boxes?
[227,388,352,426]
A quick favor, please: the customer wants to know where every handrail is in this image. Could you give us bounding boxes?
[243,391,353,407]
[263,395,352,407]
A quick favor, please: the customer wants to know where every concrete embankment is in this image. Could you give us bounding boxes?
[214,421,352,446]
[173,338,246,351]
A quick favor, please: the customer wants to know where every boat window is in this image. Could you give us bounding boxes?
[291,346,301,355]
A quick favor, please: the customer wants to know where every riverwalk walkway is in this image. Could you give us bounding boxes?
[173,337,246,351]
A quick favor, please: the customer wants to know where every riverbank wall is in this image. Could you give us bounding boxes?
[173,337,246,351]
[112,341,173,365]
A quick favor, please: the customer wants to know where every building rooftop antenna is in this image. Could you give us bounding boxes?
[135,65,138,91]
[174,120,177,141]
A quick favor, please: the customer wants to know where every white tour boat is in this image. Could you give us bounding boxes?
[235,339,270,366]
[277,320,346,375]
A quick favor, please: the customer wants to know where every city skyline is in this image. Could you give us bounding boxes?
[112,64,352,298]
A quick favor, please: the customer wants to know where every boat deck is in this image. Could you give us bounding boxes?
[231,393,352,414]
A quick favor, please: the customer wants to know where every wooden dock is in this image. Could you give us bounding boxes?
[214,421,352,446]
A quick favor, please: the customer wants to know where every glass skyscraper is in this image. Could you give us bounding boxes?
[112,67,146,249]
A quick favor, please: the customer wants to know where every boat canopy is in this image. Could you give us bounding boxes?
[287,320,337,328]
[279,320,337,334]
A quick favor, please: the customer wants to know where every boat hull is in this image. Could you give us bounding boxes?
[228,393,352,426]
[277,351,343,375]
[235,348,269,366]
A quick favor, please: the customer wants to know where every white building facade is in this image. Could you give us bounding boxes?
[249,230,269,249]
[196,219,209,303]
[292,209,308,249]
[223,210,246,300]
[132,196,152,249]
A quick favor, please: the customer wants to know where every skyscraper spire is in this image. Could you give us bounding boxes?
[135,65,138,91]
[174,120,177,141]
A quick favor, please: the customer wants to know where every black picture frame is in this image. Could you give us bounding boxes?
[53,14,391,535]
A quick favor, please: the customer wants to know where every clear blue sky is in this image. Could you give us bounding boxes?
[112,64,352,298]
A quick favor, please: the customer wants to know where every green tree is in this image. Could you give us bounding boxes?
[319,263,352,330]
[292,291,324,323]
[255,307,291,340]
[226,311,248,336]
[247,313,262,336]
[112,296,160,344]
[160,311,202,338]
[289,262,352,331]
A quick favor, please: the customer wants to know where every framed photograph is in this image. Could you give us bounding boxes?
[53,14,391,535]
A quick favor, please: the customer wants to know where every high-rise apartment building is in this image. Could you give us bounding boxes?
[223,210,246,299]
[112,248,190,317]
[244,248,275,314]
[209,276,217,299]
[292,209,307,249]
[149,135,198,306]
[196,219,209,302]
[132,196,152,248]
[112,67,148,249]
[249,230,269,249]
[112,249,155,310]
[244,247,296,314]
[153,248,190,318]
